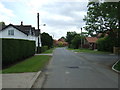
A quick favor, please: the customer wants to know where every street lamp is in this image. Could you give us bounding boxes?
[81,28,82,48]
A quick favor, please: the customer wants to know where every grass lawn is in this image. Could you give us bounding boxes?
[113,60,120,71]
[68,48,111,54]
[2,55,51,73]
[42,48,55,54]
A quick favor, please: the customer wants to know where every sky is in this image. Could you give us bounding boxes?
[0,0,89,39]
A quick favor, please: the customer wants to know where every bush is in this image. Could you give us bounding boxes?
[2,38,35,67]
[41,46,48,52]
[97,36,115,52]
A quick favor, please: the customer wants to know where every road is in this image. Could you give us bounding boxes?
[33,48,119,88]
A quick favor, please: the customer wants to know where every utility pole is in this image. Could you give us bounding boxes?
[37,13,41,53]
[118,1,120,59]
[81,28,82,48]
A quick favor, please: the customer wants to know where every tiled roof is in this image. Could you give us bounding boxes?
[85,37,98,43]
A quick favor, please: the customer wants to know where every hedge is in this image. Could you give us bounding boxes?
[97,36,115,52]
[1,38,35,67]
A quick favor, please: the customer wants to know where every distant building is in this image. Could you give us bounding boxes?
[83,37,98,50]
[53,38,68,47]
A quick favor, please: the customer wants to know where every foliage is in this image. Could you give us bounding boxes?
[114,60,120,71]
[0,22,5,26]
[57,41,64,47]
[2,55,51,73]
[41,32,53,48]
[42,48,55,54]
[41,46,48,52]
[60,36,66,41]
[66,31,77,47]
[83,2,119,36]
[97,36,115,52]
[71,35,81,49]
[2,38,35,67]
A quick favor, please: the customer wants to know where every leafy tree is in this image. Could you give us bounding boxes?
[66,31,77,47]
[83,2,119,36]
[0,22,5,29]
[0,22,5,25]
[71,34,81,49]
[41,32,53,48]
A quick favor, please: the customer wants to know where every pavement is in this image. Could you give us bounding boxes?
[32,48,119,88]
[2,71,41,88]
[2,53,52,88]
[35,54,53,56]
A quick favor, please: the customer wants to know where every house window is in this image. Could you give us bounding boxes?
[8,30,14,35]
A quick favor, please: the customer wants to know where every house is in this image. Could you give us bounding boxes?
[53,38,68,47]
[0,22,41,49]
[83,37,98,50]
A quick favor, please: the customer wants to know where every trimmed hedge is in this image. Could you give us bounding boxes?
[2,38,35,67]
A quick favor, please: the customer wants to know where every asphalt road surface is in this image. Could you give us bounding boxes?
[33,48,119,88]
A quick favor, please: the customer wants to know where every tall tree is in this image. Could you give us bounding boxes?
[83,2,119,36]
[0,22,5,29]
[66,31,77,46]
[41,32,53,48]
[71,34,81,49]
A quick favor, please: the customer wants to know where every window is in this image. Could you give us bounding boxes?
[8,30,14,35]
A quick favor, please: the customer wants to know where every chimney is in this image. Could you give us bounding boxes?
[21,21,23,25]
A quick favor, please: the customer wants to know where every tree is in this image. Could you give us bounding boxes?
[83,2,119,36]
[71,35,81,49]
[66,31,77,47]
[41,32,53,48]
[0,22,5,29]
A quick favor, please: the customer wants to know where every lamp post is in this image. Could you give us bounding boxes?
[81,28,82,48]
[117,1,120,59]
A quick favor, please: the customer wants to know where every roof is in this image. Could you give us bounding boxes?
[85,37,98,43]
[0,24,39,36]
[0,24,29,35]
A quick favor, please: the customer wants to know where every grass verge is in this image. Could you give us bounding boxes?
[68,48,111,54]
[42,48,55,54]
[113,60,120,72]
[2,55,51,73]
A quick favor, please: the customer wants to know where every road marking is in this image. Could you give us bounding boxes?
[74,52,78,53]
[109,54,115,55]
[65,71,70,74]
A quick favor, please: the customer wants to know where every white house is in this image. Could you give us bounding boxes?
[0,22,41,48]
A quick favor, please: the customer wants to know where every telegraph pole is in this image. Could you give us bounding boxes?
[81,28,82,48]
[37,13,40,53]
[118,1,120,59]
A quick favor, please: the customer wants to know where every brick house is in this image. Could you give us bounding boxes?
[83,37,98,50]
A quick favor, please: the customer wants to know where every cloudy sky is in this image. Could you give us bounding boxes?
[0,0,88,39]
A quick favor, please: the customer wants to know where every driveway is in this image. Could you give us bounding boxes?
[32,48,118,88]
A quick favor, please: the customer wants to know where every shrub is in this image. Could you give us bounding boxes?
[2,38,35,67]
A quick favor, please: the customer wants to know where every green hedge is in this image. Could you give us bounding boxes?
[2,38,35,67]
[97,36,115,52]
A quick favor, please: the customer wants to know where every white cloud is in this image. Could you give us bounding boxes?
[0,2,16,24]
[0,0,88,39]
